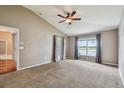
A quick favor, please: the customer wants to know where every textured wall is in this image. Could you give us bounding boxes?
[119,10,124,83]
[101,30,118,65]
[67,37,75,59]
[0,6,67,69]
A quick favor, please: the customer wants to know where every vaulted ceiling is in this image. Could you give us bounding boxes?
[23,5,124,36]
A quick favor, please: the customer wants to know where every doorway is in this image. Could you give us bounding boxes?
[54,35,65,62]
[0,26,19,74]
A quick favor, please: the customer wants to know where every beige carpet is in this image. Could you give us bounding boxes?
[0,60,123,88]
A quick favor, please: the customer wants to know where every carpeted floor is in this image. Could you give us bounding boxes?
[0,60,123,88]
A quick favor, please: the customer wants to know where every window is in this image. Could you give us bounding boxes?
[78,38,96,57]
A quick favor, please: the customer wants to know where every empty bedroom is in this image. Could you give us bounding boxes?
[0,5,124,88]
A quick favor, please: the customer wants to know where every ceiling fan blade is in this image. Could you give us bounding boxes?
[72,18,81,20]
[71,11,76,17]
[59,20,65,23]
[57,14,66,18]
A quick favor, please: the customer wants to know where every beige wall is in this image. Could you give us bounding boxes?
[101,30,118,65]
[67,37,75,59]
[67,30,118,65]
[0,6,67,69]
[119,11,124,83]
[0,31,13,55]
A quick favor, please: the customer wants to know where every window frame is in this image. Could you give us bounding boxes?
[78,38,96,57]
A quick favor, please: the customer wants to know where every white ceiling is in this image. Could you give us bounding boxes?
[23,5,124,36]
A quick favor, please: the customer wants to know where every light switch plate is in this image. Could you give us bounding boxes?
[19,46,24,50]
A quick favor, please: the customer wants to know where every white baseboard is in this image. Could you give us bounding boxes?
[119,69,124,87]
[102,62,118,67]
[18,61,52,71]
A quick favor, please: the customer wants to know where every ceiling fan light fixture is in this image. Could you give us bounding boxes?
[66,19,71,23]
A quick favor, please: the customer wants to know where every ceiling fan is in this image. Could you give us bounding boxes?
[57,11,81,25]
